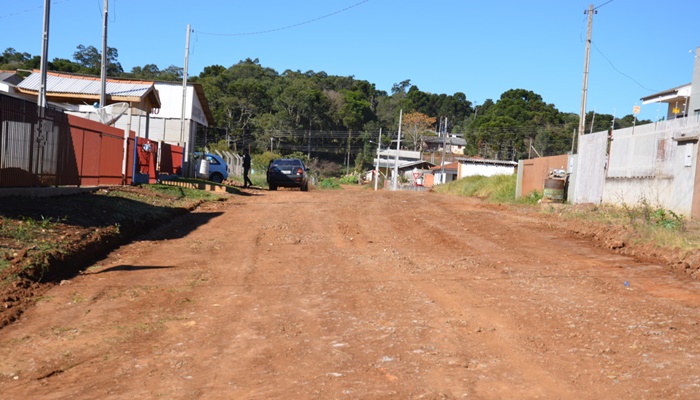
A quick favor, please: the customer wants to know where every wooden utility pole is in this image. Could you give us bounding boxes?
[578,4,595,137]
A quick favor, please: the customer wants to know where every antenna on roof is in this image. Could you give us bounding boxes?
[94,102,129,125]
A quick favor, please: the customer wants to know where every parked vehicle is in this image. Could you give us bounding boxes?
[267,158,309,191]
[195,153,229,183]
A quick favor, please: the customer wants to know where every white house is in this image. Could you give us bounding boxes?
[123,81,214,152]
[12,71,213,162]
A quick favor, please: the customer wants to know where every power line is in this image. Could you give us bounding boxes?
[594,0,615,10]
[592,41,657,92]
[0,0,73,19]
[197,0,370,37]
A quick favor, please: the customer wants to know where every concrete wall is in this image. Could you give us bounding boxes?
[572,130,609,204]
[690,46,700,118]
[603,139,698,216]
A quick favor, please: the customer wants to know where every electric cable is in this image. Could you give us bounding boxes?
[592,41,657,92]
[197,0,370,36]
[594,0,615,11]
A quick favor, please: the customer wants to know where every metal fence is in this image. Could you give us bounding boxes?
[0,94,74,187]
[1,93,186,188]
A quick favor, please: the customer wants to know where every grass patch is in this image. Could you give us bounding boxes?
[433,174,699,251]
[248,173,268,188]
[554,202,698,250]
[0,184,229,281]
[318,178,342,190]
[433,174,521,203]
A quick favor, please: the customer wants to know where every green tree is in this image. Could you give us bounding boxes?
[0,48,31,69]
[466,89,564,159]
[73,44,123,76]
[49,58,81,73]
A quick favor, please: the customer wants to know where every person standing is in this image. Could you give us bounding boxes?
[242,148,253,188]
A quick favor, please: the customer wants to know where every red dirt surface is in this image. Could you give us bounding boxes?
[2,188,700,399]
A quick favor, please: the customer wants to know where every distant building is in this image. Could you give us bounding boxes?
[422,135,466,154]
[640,45,700,121]
[430,161,459,185]
[456,157,517,178]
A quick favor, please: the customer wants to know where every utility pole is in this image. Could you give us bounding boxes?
[578,4,595,137]
[374,128,381,191]
[440,117,447,184]
[99,0,108,108]
[393,110,403,190]
[179,24,191,148]
[38,0,50,108]
[346,130,352,175]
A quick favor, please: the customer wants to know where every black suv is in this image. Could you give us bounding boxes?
[266,158,309,191]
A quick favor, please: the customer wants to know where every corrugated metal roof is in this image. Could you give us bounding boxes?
[456,157,517,166]
[430,161,459,171]
[0,70,22,85]
[423,137,467,146]
[18,71,154,98]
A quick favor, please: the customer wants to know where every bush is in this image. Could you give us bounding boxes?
[318,178,342,189]
[252,151,281,173]
[338,175,359,185]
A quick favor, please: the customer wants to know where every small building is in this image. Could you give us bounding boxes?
[430,161,459,186]
[640,83,692,120]
[422,135,466,154]
[374,148,422,171]
[456,157,517,178]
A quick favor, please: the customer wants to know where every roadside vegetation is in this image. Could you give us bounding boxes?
[434,174,699,251]
[0,184,226,280]
[0,184,233,328]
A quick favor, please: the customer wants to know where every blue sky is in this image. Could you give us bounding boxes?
[2,0,699,123]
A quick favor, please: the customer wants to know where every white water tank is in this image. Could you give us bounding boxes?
[197,158,210,179]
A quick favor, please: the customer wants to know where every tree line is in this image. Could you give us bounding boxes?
[1,45,649,171]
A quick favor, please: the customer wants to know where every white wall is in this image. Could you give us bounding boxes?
[459,163,514,178]
[602,140,697,216]
[151,84,207,127]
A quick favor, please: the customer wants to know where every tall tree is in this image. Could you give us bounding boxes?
[73,44,123,76]
[466,89,564,159]
[402,112,437,151]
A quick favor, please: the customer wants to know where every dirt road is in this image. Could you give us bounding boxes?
[1,188,700,399]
